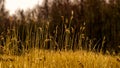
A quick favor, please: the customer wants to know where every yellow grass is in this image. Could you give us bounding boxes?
[0,49,119,68]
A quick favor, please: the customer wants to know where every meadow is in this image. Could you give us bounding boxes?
[0,21,119,68]
[0,0,120,68]
[0,49,120,68]
[0,11,119,67]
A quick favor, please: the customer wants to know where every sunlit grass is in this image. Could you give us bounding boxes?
[0,49,119,68]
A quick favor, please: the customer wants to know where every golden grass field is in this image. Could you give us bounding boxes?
[0,49,119,68]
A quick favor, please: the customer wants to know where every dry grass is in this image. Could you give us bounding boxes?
[0,49,119,68]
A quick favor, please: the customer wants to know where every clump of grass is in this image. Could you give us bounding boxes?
[0,9,119,55]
